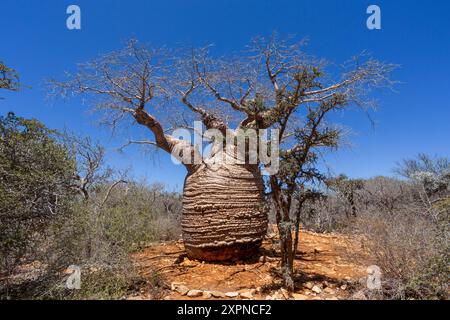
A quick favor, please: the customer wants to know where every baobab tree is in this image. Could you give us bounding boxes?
[51,36,394,286]
[51,41,268,261]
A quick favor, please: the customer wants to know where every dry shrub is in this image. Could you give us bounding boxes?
[347,173,449,299]
[353,209,448,299]
[293,166,449,300]
[1,181,180,300]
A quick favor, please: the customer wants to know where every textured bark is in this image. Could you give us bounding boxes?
[182,161,267,261]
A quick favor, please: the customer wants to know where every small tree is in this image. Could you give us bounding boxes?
[326,174,364,218]
[395,153,450,196]
[243,35,395,290]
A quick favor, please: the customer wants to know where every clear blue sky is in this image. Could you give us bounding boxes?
[1,0,449,190]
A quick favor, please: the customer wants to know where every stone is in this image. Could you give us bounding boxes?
[181,257,198,267]
[304,282,314,289]
[225,292,239,298]
[312,285,322,294]
[170,282,181,290]
[203,291,212,299]
[240,292,253,299]
[171,283,189,295]
[187,290,203,297]
[210,291,226,298]
[340,284,347,291]
[292,293,308,300]
[324,287,335,295]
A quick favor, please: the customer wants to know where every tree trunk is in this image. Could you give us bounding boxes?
[279,222,295,291]
[182,162,267,261]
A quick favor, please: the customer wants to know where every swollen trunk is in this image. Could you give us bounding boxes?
[182,162,267,261]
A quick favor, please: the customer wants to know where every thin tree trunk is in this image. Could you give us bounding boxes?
[270,177,295,291]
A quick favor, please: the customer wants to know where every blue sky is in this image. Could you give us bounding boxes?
[1,0,449,190]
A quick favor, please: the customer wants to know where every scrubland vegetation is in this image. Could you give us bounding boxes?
[1,111,447,299]
[0,113,181,299]
[0,49,447,300]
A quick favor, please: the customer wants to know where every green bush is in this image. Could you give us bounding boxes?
[0,112,75,283]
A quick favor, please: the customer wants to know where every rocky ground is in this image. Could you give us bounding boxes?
[131,227,370,300]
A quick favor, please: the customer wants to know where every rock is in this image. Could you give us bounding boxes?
[225,292,239,298]
[326,297,339,300]
[171,283,189,295]
[265,295,274,300]
[177,286,190,296]
[351,290,367,300]
[250,288,257,295]
[163,296,172,300]
[210,291,226,298]
[170,282,181,290]
[256,287,262,293]
[187,290,203,297]
[292,293,308,300]
[324,287,335,295]
[182,257,198,267]
[312,285,322,294]
[240,292,253,299]
[304,282,314,289]
[203,291,212,299]
[340,284,347,291]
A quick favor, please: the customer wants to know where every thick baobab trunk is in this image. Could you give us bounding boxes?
[182,162,267,261]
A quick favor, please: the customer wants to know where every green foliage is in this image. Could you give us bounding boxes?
[30,182,180,300]
[51,182,181,267]
[0,112,76,277]
[0,114,180,299]
[0,62,20,93]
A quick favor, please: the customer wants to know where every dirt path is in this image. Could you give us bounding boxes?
[132,229,367,300]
